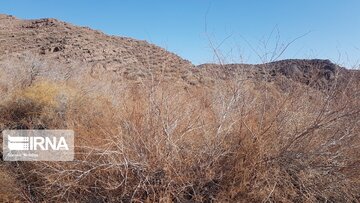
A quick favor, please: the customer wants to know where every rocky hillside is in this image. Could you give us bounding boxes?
[1,14,358,91]
[199,59,359,91]
[0,14,192,68]
[0,14,200,88]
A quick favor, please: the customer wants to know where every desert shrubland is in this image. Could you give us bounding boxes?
[0,67,359,202]
[0,14,359,203]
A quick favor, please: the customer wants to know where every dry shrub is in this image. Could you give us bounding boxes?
[0,75,359,202]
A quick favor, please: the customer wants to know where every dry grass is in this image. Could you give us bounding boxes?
[0,70,359,202]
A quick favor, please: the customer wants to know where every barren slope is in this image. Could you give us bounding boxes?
[0,14,358,91]
[0,14,203,87]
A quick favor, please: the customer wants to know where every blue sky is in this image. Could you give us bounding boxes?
[1,0,359,66]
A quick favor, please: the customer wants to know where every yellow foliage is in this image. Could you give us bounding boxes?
[15,81,76,108]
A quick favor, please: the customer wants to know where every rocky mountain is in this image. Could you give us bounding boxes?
[0,14,192,68]
[0,14,200,89]
[1,14,358,91]
[199,59,359,91]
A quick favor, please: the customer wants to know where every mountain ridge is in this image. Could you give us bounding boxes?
[0,13,359,89]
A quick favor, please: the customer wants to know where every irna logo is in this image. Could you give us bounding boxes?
[8,136,69,151]
[3,130,74,161]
